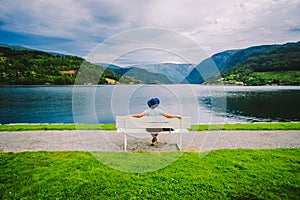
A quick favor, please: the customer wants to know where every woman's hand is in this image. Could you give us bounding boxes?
[131,112,146,118]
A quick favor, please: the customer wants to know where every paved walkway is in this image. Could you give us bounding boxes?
[0,130,299,152]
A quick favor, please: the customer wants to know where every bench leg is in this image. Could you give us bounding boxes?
[124,132,127,151]
[176,132,182,150]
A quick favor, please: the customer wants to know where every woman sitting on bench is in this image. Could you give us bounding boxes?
[131,97,181,146]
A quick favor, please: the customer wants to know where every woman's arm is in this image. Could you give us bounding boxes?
[162,112,181,119]
[131,112,146,118]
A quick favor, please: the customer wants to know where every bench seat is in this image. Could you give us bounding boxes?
[116,116,191,151]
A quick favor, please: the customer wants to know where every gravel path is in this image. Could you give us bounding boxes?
[0,130,299,152]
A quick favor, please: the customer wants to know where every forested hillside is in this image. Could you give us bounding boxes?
[185,41,300,85]
[0,47,134,85]
[217,42,300,85]
[185,44,280,84]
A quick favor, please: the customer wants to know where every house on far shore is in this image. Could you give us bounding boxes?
[105,78,118,84]
[61,70,76,76]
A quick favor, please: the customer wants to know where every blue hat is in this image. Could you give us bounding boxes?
[147,98,160,108]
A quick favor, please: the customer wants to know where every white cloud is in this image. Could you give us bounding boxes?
[0,0,299,60]
[86,28,208,66]
[1,0,88,38]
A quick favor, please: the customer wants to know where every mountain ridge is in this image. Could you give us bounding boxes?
[185,41,300,85]
[1,41,299,85]
[103,64,173,84]
[127,63,195,83]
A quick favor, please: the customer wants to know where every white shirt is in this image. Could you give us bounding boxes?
[144,107,163,117]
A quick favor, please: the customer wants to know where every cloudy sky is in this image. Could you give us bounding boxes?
[1,0,299,65]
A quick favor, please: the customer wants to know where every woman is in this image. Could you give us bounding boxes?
[131,97,181,146]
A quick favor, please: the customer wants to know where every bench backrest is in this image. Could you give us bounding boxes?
[116,116,191,130]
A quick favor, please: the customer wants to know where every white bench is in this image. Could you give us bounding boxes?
[116,116,191,151]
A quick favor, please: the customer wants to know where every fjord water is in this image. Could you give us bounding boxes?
[0,85,299,124]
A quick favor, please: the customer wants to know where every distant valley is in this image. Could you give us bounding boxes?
[102,63,194,84]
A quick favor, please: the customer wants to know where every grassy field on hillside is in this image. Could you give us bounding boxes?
[1,149,299,199]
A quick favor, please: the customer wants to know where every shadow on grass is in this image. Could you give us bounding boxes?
[93,151,183,173]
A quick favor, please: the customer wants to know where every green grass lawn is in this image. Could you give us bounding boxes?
[190,122,300,131]
[1,149,299,199]
[1,122,300,131]
[0,124,116,131]
[252,71,300,85]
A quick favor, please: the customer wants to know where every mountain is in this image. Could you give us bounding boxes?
[0,44,31,51]
[128,63,195,83]
[3,41,299,86]
[185,42,297,85]
[0,46,134,85]
[103,64,172,84]
[103,62,196,84]
[0,44,66,57]
[215,41,300,85]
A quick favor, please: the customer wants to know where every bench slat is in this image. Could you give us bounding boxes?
[116,116,191,129]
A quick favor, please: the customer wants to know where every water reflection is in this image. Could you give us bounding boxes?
[199,88,300,122]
